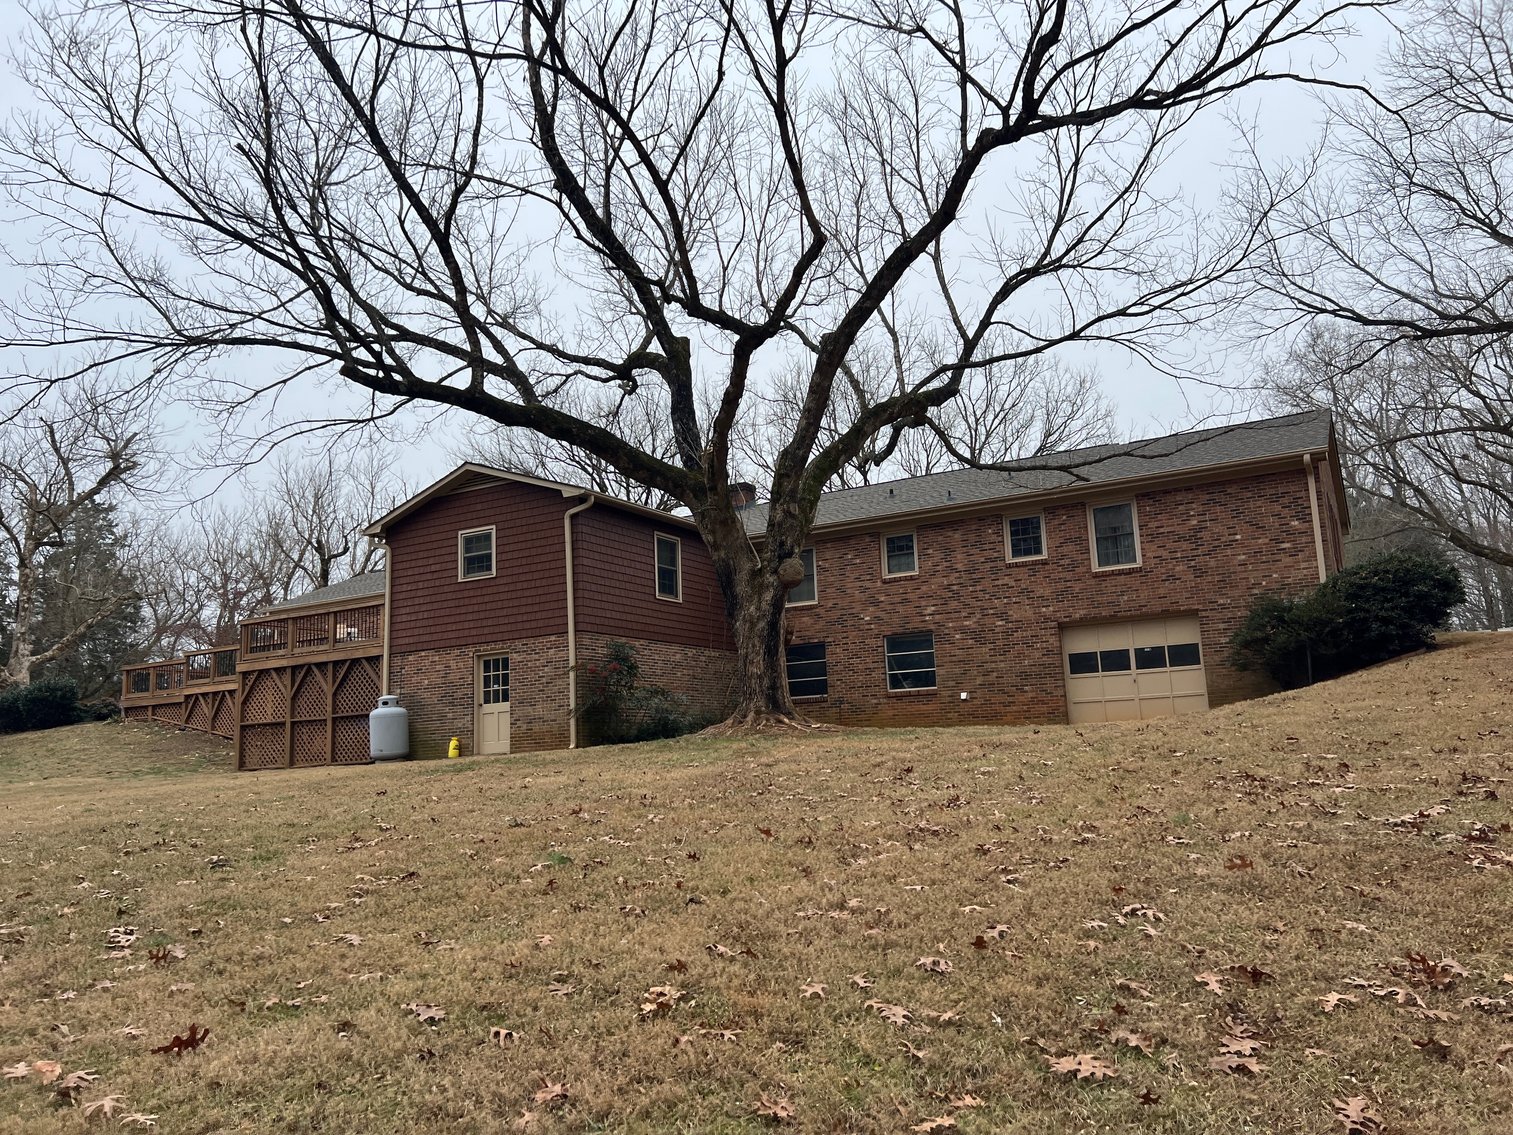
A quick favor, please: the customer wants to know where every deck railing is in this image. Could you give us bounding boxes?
[121,652,239,703]
[239,600,384,662]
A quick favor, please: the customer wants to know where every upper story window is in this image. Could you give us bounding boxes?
[458,526,496,580]
[882,532,917,577]
[654,533,682,601]
[786,548,817,606]
[885,631,937,690]
[1006,514,1046,561]
[1090,502,1140,570]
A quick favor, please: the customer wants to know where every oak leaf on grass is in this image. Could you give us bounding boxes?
[1048,1054,1117,1081]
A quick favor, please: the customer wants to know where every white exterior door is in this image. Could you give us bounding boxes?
[1062,617,1208,724]
[476,654,511,755]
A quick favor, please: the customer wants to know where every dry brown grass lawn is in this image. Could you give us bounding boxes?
[2,636,1512,1134]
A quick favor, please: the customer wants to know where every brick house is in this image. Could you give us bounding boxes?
[121,410,1347,765]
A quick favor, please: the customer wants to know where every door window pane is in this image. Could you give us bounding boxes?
[1092,503,1138,567]
[481,656,510,704]
[1134,645,1168,670]
[1067,651,1100,675]
[1098,648,1132,673]
[1167,642,1202,668]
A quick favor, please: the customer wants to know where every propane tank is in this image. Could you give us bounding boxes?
[448,737,460,759]
[369,696,410,761]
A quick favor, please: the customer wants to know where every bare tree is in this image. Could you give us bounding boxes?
[1265,324,1513,572]
[0,389,151,689]
[262,448,403,593]
[1,0,1373,724]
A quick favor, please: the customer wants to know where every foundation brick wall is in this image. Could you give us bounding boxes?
[393,634,736,756]
[783,468,1327,728]
[577,633,738,725]
[391,635,571,757]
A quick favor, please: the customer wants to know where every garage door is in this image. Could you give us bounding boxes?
[1062,617,1208,724]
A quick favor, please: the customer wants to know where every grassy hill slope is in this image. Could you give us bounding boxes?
[1,635,1511,1133]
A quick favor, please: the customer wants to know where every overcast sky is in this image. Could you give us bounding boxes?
[0,0,1398,508]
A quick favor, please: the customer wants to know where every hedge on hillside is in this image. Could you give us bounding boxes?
[1230,550,1465,688]
[0,678,87,734]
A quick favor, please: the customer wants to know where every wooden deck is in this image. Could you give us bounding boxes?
[122,599,385,768]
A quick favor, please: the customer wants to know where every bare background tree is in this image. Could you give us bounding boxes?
[1263,324,1513,625]
[1,0,1375,724]
[1248,0,1511,593]
[0,387,151,689]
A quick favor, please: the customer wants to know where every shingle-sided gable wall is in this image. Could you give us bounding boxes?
[783,467,1326,727]
[386,480,571,652]
[574,507,734,652]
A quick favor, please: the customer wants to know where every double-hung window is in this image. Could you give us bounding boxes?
[785,642,829,698]
[885,632,937,690]
[786,548,817,606]
[459,527,496,580]
[882,532,917,577]
[654,534,682,601]
[1006,514,1046,561]
[1090,502,1140,569]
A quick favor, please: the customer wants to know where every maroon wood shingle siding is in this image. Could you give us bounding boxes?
[387,481,572,652]
[573,507,734,652]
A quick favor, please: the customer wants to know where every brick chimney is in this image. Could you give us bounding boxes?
[729,482,758,509]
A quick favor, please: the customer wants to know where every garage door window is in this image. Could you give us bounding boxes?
[1167,642,1201,667]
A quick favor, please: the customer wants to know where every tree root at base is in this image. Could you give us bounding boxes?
[698,709,840,737]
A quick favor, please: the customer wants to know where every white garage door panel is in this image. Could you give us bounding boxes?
[1063,616,1209,724]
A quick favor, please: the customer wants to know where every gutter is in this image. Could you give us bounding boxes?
[1304,453,1328,582]
[379,541,395,692]
[562,494,597,749]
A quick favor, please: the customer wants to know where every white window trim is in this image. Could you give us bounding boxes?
[786,547,819,607]
[880,530,919,579]
[1003,512,1048,563]
[457,525,497,581]
[1087,499,1142,572]
[883,631,938,692]
[654,532,683,602]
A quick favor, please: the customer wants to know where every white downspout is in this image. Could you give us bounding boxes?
[379,539,395,693]
[563,494,597,748]
[1304,454,1327,583]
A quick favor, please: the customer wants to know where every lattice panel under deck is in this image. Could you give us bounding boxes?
[332,659,380,717]
[241,671,284,723]
[290,668,329,721]
[291,721,329,767]
[239,725,285,770]
[333,717,371,764]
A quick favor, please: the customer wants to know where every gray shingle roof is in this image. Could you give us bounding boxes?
[267,569,387,612]
[741,410,1333,534]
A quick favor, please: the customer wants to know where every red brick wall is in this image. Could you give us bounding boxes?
[575,509,734,651]
[577,633,737,724]
[387,481,572,653]
[391,635,571,757]
[782,467,1325,727]
[392,634,736,757]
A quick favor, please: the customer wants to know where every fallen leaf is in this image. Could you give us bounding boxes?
[1332,1096,1385,1133]
[33,1060,63,1084]
[403,1003,446,1023]
[1111,1029,1155,1055]
[753,1093,795,1122]
[532,1077,569,1105]
[1208,1054,1265,1075]
[2,1062,31,1080]
[1048,1053,1117,1081]
[151,1023,210,1054]
[915,956,953,975]
[1319,992,1358,1013]
[490,1027,520,1045]
[799,982,826,1000]
[1194,971,1225,994]
[81,1094,126,1118]
[910,1118,955,1132]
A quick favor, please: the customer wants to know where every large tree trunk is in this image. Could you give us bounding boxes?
[696,493,809,729]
